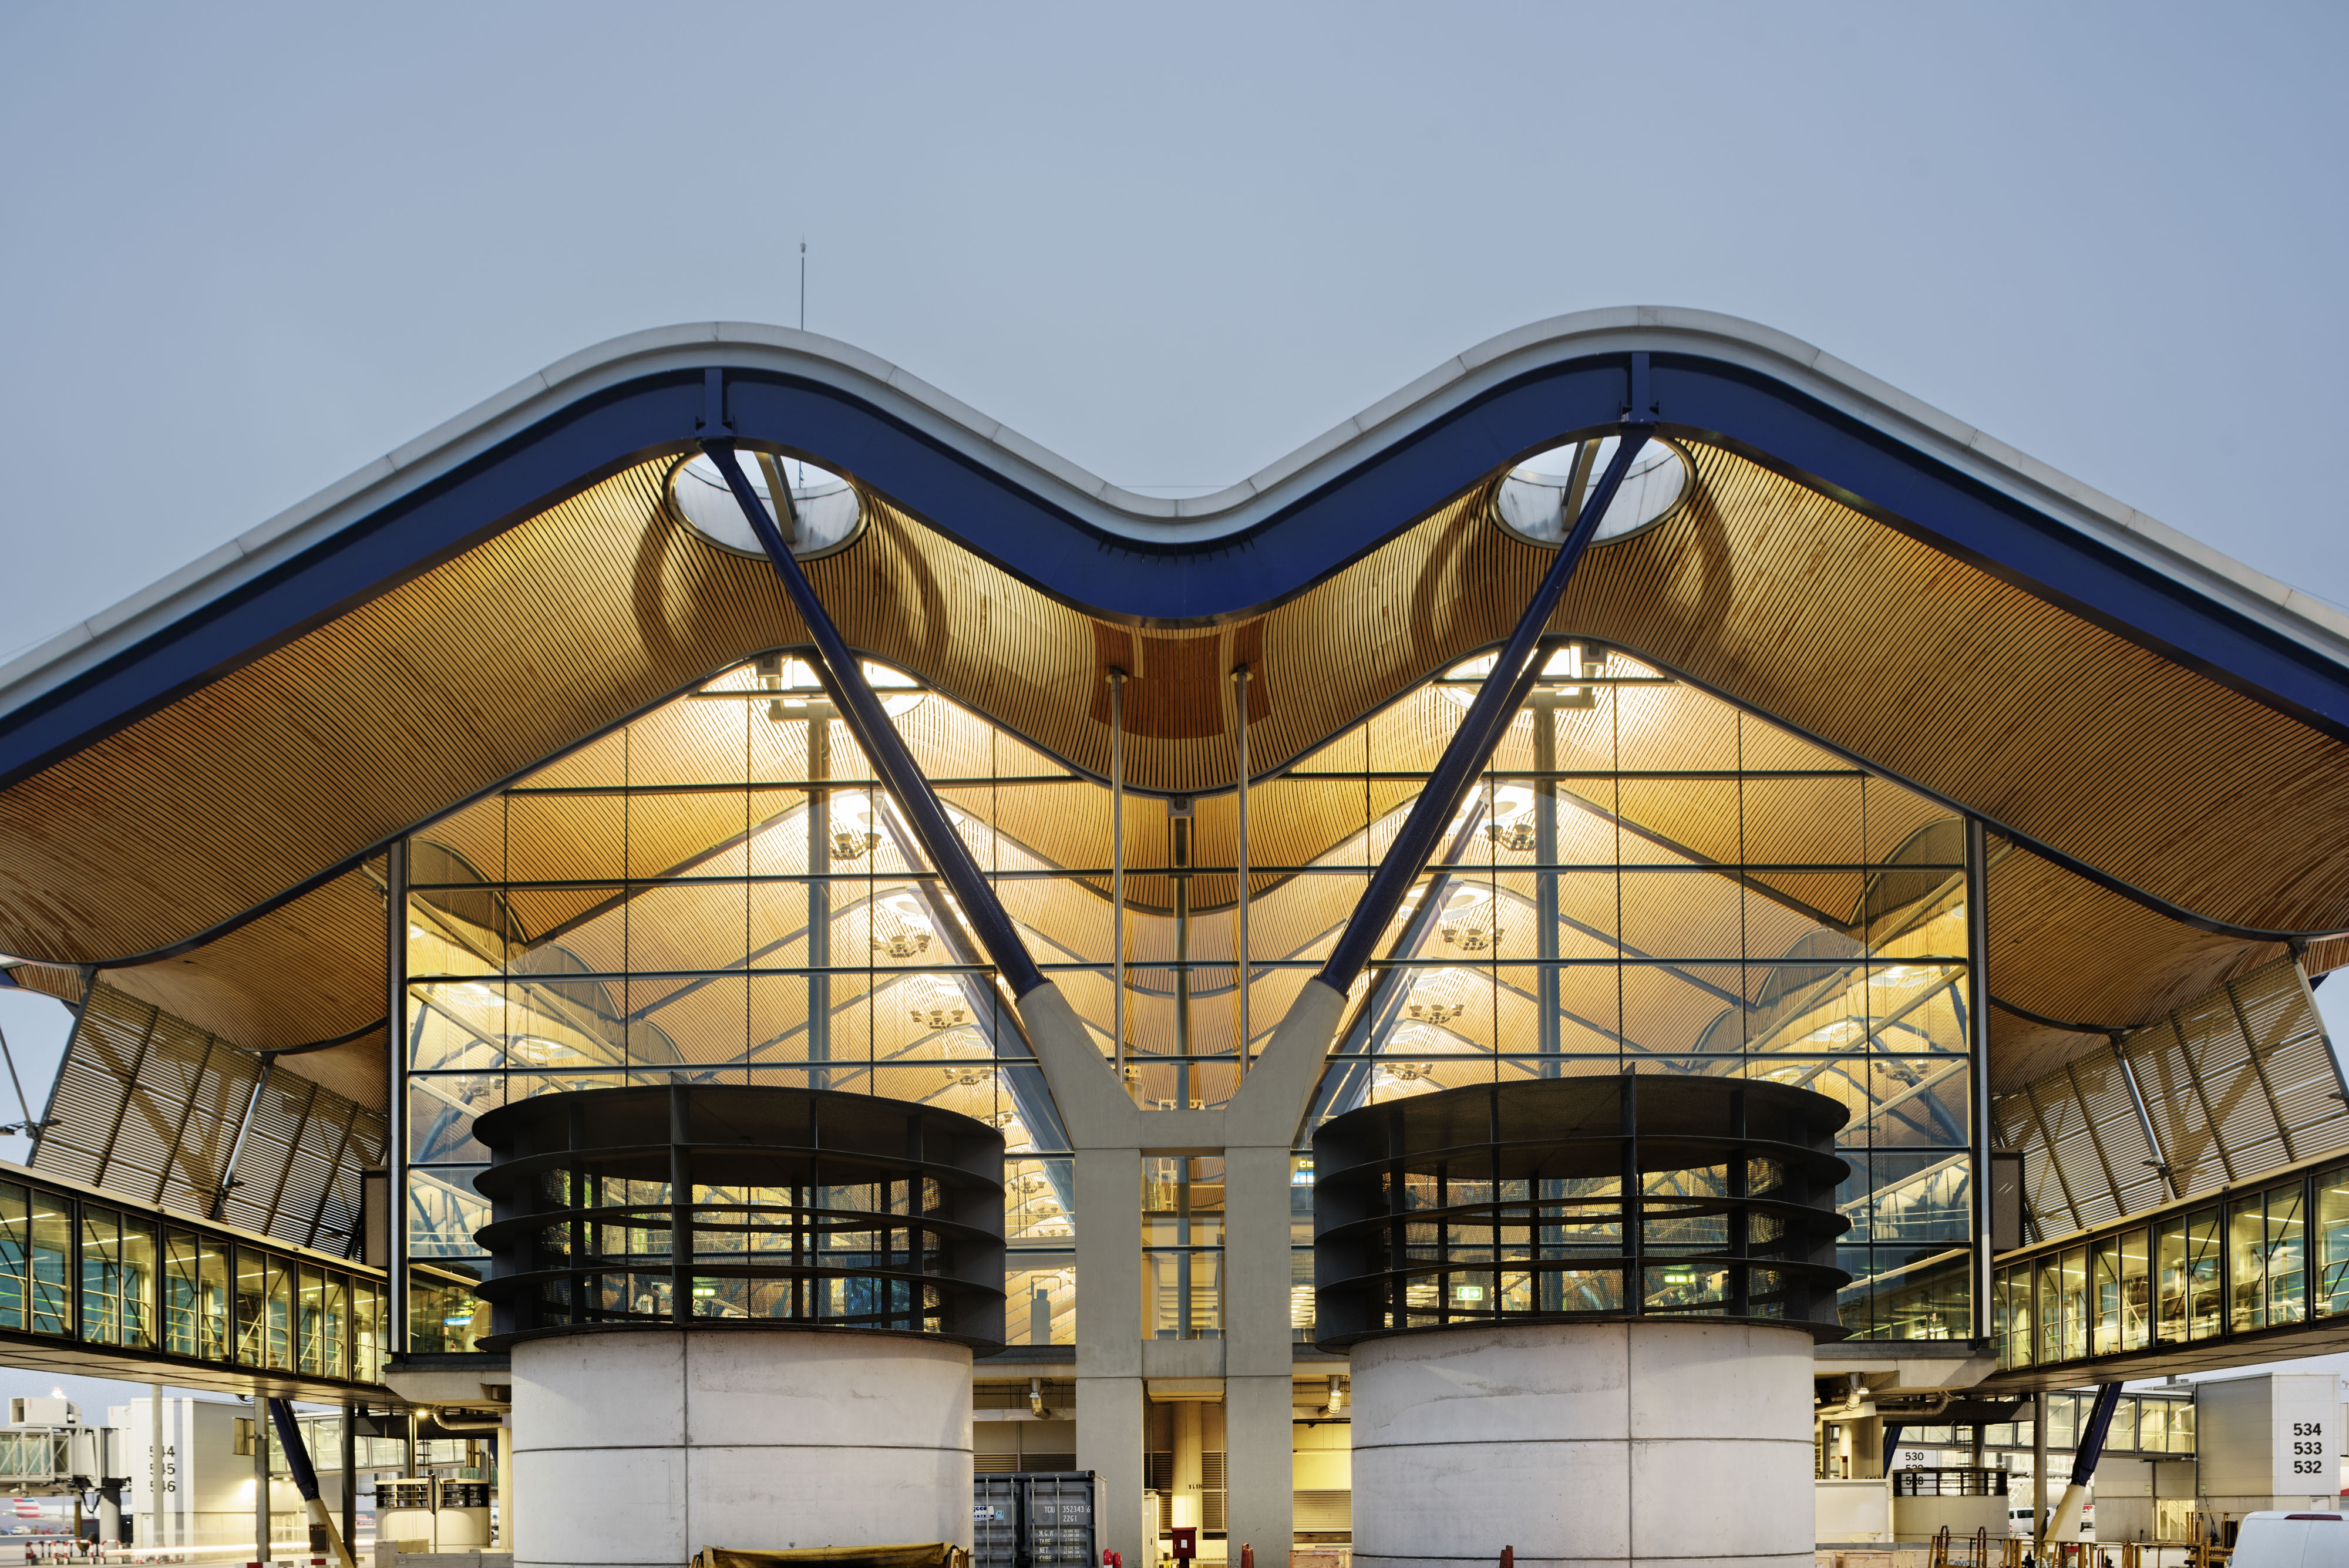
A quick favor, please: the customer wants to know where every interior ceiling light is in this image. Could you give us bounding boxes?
[1438,887,1503,951]
[1494,435,1691,549]
[912,1004,969,1031]
[829,793,883,862]
[1439,643,1607,712]
[873,894,935,957]
[671,450,864,561]
[1404,1000,1464,1025]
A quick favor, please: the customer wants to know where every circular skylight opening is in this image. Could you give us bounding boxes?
[1494,435,1692,548]
[669,450,865,560]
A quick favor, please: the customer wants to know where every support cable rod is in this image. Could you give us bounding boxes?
[1316,423,1652,995]
[1110,669,1128,1086]
[0,1020,43,1136]
[1233,663,1252,1077]
[702,440,1047,997]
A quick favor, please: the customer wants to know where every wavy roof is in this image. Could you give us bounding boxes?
[1,307,2344,1099]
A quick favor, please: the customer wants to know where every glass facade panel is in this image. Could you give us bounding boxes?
[2091,1236,2121,1355]
[28,1192,69,1335]
[2320,1166,2349,1315]
[1995,1264,2032,1367]
[235,1247,293,1370]
[354,1278,383,1382]
[0,1182,28,1332]
[2231,1183,2306,1332]
[391,647,1980,1347]
[1143,1156,1224,1339]
[401,658,1073,1345]
[410,1273,487,1354]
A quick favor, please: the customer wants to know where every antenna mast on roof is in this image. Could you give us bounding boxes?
[800,241,807,331]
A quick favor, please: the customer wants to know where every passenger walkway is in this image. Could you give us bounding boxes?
[0,1159,470,1401]
[1982,1147,2349,1389]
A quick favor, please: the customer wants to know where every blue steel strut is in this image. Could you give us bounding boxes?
[1315,423,1654,995]
[700,440,1048,998]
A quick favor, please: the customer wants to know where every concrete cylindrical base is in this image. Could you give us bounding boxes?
[1350,1322,1817,1568]
[511,1331,975,1568]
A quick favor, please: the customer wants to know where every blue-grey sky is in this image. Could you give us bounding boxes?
[1,15,2346,1053]
[0,0,2347,1410]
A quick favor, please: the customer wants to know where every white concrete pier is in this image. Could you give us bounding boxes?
[509,1330,975,1568]
[1349,1321,1817,1568]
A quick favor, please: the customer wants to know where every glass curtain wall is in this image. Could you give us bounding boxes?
[1290,646,1977,1339]
[401,657,1076,1343]
[401,642,1977,1345]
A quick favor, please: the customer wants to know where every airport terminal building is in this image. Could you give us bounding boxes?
[2,310,2347,1568]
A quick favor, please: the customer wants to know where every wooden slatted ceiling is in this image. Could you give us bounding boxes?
[0,438,2343,1095]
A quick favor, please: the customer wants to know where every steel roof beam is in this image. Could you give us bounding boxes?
[700,439,1048,998]
[1315,422,1653,996]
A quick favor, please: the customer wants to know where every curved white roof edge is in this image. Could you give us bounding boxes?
[6,304,2347,720]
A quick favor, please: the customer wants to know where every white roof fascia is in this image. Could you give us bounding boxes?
[4,307,2345,723]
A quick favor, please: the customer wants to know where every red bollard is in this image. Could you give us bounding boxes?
[1502,1549,1516,1568]
[1243,1547,1254,1568]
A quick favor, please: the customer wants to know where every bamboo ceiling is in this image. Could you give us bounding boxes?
[1,439,2344,1100]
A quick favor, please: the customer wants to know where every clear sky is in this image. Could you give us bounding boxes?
[1,1,2346,1405]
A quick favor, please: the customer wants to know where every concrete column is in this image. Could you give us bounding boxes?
[1350,1322,1816,1568]
[1224,1377,1294,1564]
[1077,1146,1147,1566]
[1222,1146,1297,1559]
[1076,1149,1144,1371]
[510,1331,972,1568]
[1172,1402,1203,1529]
[496,1419,513,1550]
[1080,1378,1148,1568]
[254,1399,271,1564]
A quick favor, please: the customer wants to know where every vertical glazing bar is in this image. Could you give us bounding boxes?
[1621,1072,1641,1315]
[669,1083,689,1327]
[385,839,409,1357]
[1232,665,1251,1080]
[1533,686,1560,1071]
[1966,819,1995,1341]
[807,711,831,1086]
[1110,670,1127,1089]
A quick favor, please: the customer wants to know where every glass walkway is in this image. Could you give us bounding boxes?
[0,1160,476,1399]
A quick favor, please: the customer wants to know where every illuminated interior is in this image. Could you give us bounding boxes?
[399,634,1975,1340]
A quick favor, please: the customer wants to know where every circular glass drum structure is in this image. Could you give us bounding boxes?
[473,1082,1007,1347]
[1313,1072,1850,1343]
[473,1084,1005,1567]
[1315,1074,1851,1568]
